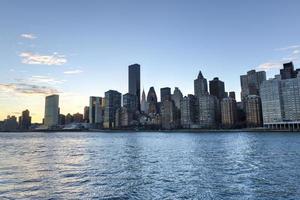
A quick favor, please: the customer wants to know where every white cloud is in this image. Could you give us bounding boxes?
[0,83,60,95]
[275,45,300,51]
[19,52,67,65]
[63,69,83,74]
[21,33,37,40]
[16,75,65,85]
[257,62,283,71]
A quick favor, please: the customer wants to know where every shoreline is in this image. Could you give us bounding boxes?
[1,128,299,133]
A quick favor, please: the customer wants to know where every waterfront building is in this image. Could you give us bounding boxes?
[18,109,31,130]
[260,72,300,128]
[73,113,84,123]
[160,87,171,102]
[89,97,105,126]
[194,71,208,97]
[244,95,263,127]
[147,87,158,114]
[221,97,237,128]
[209,77,226,100]
[58,114,66,125]
[172,87,183,110]
[65,113,73,124]
[103,90,121,129]
[115,107,134,128]
[180,95,198,128]
[2,116,18,131]
[128,64,140,111]
[140,89,148,113]
[161,100,178,129]
[240,70,266,99]
[198,95,217,128]
[44,94,59,128]
[83,106,89,123]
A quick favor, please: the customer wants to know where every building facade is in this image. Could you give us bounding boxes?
[240,70,266,99]
[103,90,121,128]
[128,64,141,111]
[209,77,226,100]
[44,94,59,127]
[221,97,237,128]
[244,95,263,127]
[180,95,198,128]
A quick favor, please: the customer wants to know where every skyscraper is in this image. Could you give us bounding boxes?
[160,87,171,102]
[229,91,236,100]
[198,95,217,128]
[89,96,105,125]
[221,97,237,128]
[128,64,140,111]
[172,87,183,110]
[161,100,178,129]
[123,93,137,112]
[44,94,59,127]
[83,106,89,123]
[194,71,208,97]
[244,95,263,127]
[103,90,122,128]
[240,70,266,99]
[19,109,31,130]
[140,89,148,113]
[209,77,225,100]
[180,95,198,128]
[147,87,158,114]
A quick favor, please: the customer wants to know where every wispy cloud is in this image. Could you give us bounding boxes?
[16,75,66,85]
[0,83,59,95]
[19,52,67,65]
[258,45,300,71]
[20,33,37,40]
[275,45,300,51]
[63,69,83,74]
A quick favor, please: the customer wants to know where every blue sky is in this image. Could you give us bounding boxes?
[0,0,300,122]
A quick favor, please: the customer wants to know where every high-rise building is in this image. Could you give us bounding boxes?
[140,89,148,113]
[180,95,198,128]
[160,87,171,102]
[128,64,140,111]
[221,97,237,128]
[198,95,217,128]
[44,94,59,127]
[280,62,298,80]
[103,90,121,128]
[147,87,158,114]
[161,100,178,129]
[260,78,283,123]
[209,77,226,100]
[194,71,208,97]
[89,97,105,125]
[123,93,137,112]
[172,87,183,110]
[115,107,133,128]
[229,91,236,100]
[83,106,89,123]
[240,70,266,99]
[58,114,65,125]
[244,95,263,127]
[19,109,31,130]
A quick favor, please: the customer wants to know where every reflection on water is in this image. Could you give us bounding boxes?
[0,132,299,199]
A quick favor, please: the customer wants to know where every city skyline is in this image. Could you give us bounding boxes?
[1,0,300,123]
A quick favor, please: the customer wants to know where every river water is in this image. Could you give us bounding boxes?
[0,131,299,199]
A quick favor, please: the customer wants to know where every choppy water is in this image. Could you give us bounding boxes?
[0,131,299,199]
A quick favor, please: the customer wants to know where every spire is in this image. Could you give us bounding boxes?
[197,71,204,79]
[142,89,146,101]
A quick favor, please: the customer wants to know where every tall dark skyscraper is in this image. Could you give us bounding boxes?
[240,70,266,99]
[160,87,171,102]
[128,64,141,111]
[147,87,158,114]
[19,109,31,130]
[209,77,226,100]
[103,90,121,128]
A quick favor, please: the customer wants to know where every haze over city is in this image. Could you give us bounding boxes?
[1,0,300,123]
